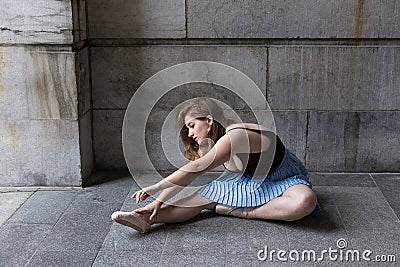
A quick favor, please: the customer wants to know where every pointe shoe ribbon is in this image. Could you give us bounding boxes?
[215,204,239,216]
[111,211,151,233]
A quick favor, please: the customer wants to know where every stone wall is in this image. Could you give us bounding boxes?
[0,0,91,186]
[89,0,400,173]
[1,1,399,187]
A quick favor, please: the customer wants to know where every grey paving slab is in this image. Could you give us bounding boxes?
[308,173,376,187]
[0,191,33,226]
[93,250,161,267]
[163,224,227,255]
[286,205,349,252]
[160,253,225,267]
[328,186,389,206]
[27,250,98,267]
[38,200,121,252]
[226,252,354,267]
[313,186,335,206]
[336,202,399,229]
[371,174,400,219]
[101,222,167,252]
[0,223,53,266]
[1,173,398,266]
[340,220,400,263]
[225,218,288,256]
[79,176,133,203]
[8,191,77,224]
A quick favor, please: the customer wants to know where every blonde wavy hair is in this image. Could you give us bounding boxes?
[177,98,231,161]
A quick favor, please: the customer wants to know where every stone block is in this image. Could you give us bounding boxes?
[269,46,400,111]
[188,0,400,38]
[79,111,94,180]
[356,112,400,172]
[76,47,91,117]
[272,111,307,163]
[0,119,81,186]
[306,111,400,172]
[0,47,78,121]
[87,0,185,38]
[72,0,87,42]
[93,110,126,169]
[91,46,267,109]
[0,0,73,44]
[306,112,356,171]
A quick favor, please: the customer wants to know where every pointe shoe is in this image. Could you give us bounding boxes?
[215,204,239,216]
[111,211,151,233]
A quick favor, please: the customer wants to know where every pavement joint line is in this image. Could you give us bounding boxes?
[25,190,81,265]
[0,187,83,193]
[93,186,132,265]
[333,201,355,250]
[369,173,400,222]
[0,190,35,227]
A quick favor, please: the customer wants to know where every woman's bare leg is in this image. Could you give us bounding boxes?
[228,184,317,221]
[144,193,217,224]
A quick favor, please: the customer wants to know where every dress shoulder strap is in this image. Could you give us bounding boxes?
[226,127,274,136]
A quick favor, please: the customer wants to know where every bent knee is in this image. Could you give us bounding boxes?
[293,191,317,215]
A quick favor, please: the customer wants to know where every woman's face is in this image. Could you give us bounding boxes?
[184,115,212,144]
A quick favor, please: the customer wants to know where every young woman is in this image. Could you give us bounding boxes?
[112,98,320,233]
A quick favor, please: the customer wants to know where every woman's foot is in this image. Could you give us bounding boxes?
[215,204,254,219]
[111,211,151,233]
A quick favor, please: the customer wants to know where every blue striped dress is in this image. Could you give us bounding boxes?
[197,148,312,207]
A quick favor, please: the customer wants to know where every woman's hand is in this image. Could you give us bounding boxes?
[131,184,160,203]
[133,200,162,221]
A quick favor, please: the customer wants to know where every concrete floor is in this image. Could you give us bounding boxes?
[0,172,399,266]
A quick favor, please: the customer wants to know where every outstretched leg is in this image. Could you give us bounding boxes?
[112,193,217,232]
[149,193,217,224]
[222,184,317,221]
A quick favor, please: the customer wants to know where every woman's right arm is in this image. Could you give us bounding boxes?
[132,133,233,203]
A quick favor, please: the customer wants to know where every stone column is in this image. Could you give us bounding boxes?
[0,0,92,186]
